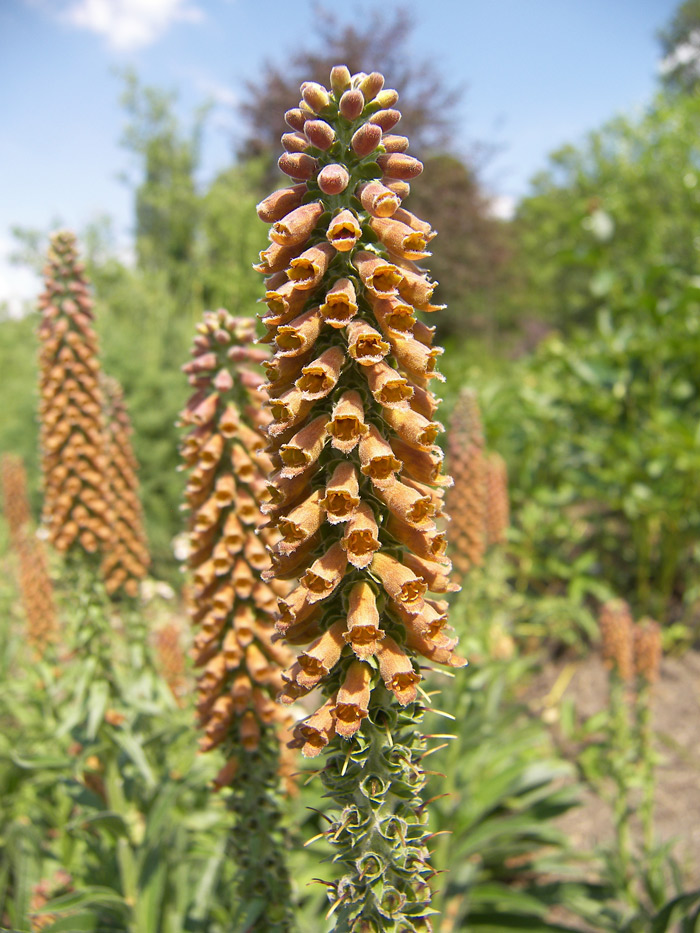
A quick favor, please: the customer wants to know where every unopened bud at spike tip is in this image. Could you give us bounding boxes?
[339,88,364,121]
[302,81,331,113]
[330,65,351,95]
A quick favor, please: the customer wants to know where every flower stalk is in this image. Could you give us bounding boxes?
[255,66,465,931]
[179,310,295,931]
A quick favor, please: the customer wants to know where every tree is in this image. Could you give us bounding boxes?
[510,90,700,330]
[238,6,512,337]
[120,71,208,297]
[239,6,461,165]
[658,0,700,92]
[403,154,514,335]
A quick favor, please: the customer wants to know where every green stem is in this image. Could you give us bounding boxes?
[224,724,295,933]
[321,687,433,933]
[636,682,655,860]
[609,674,635,908]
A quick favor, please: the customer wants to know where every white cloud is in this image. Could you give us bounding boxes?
[196,76,238,109]
[61,0,205,51]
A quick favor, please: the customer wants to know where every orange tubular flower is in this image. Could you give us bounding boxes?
[446,387,487,580]
[99,376,150,598]
[255,66,465,931]
[37,231,113,556]
[1,454,59,653]
[179,309,294,923]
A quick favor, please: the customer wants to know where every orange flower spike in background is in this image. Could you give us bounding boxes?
[1,453,59,654]
[100,376,150,598]
[179,309,294,927]
[446,387,487,581]
[255,65,466,931]
[37,231,113,557]
[599,598,635,683]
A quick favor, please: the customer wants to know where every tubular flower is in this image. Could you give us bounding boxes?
[256,66,465,932]
[100,376,150,598]
[484,450,510,547]
[179,309,294,931]
[599,599,635,683]
[1,454,58,653]
[37,231,113,556]
[446,388,486,580]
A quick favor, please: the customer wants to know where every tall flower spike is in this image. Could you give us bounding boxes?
[1,453,32,547]
[100,376,151,598]
[446,388,486,580]
[256,67,465,932]
[154,621,187,704]
[634,617,662,685]
[179,309,295,931]
[484,450,509,547]
[1,454,59,654]
[599,598,635,683]
[37,231,113,556]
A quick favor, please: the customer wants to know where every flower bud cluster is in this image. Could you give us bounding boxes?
[100,376,151,597]
[1,453,58,652]
[256,66,464,930]
[37,232,113,555]
[179,309,295,783]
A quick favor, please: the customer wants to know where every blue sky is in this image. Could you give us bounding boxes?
[0,0,679,310]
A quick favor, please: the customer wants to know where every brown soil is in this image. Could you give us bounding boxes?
[524,649,700,886]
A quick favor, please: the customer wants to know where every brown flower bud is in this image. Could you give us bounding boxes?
[330,65,351,94]
[351,122,383,158]
[256,183,307,223]
[318,163,351,195]
[278,152,318,180]
[339,88,364,121]
[301,81,331,113]
[285,108,308,131]
[304,119,336,150]
[281,131,310,153]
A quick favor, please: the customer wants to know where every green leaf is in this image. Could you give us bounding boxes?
[651,890,700,933]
